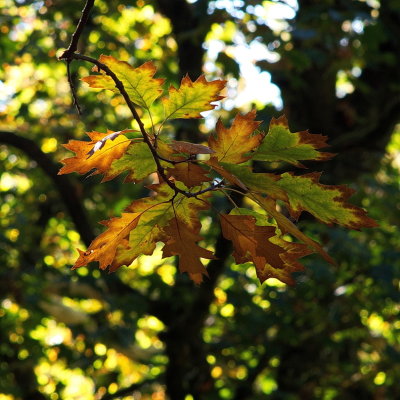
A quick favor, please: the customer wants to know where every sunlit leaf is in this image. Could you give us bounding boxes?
[253,115,335,167]
[73,212,141,270]
[58,130,131,181]
[275,172,378,229]
[162,75,226,120]
[209,110,263,163]
[82,55,165,108]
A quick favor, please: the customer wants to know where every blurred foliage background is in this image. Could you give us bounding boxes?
[1,0,399,399]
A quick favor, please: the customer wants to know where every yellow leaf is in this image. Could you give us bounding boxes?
[209,110,263,163]
[162,75,226,120]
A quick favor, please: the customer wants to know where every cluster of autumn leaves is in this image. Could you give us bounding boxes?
[59,55,377,285]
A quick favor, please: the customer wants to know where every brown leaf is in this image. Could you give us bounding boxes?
[161,218,215,284]
[252,194,335,265]
[220,213,308,285]
[167,163,211,187]
[170,140,215,155]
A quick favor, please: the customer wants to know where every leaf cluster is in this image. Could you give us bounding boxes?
[59,55,377,285]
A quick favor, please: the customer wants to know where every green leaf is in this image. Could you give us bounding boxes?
[112,183,210,271]
[105,142,157,182]
[162,75,226,120]
[253,115,334,167]
[81,55,165,109]
[219,162,287,201]
[275,172,378,229]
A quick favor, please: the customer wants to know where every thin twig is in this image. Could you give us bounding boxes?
[60,0,95,59]
[66,60,82,115]
[221,188,239,209]
[59,0,94,114]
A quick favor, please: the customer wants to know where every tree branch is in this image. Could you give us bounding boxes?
[60,0,95,59]
[0,130,94,247]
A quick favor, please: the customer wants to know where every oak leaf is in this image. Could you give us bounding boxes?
[205,157,247,190]
[208,110,263,164]
[58,130,130,181]
[170,140,215,155]
[72,212,141,270]
[275,172,378,229]
[167,163,211,187]
[161,218,214,284]
[81,55,164,108]
[252,195,334,265]
[106,141,157,182]
[110,183,210,271]
[228,208,314,284]
[253,115,335,167]
[162,75,226,120]
[220,213,308,285]
[218,163,287,201]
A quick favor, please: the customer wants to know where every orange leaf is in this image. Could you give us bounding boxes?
[208,110,263,164]
[161,218,215,284]
[58,130,130,181]
[73,212,141,270]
